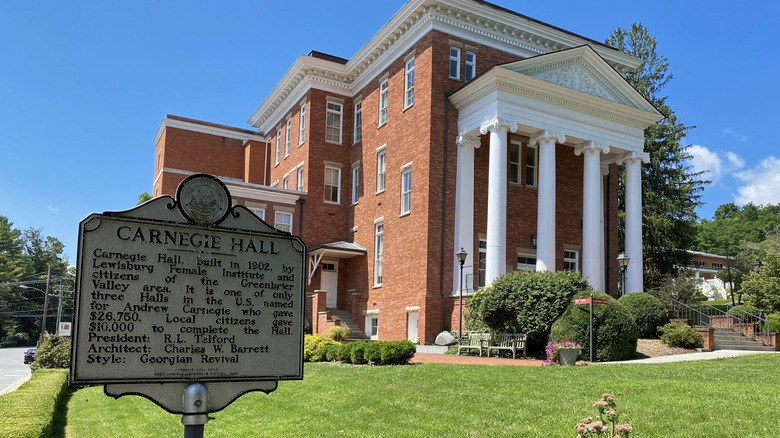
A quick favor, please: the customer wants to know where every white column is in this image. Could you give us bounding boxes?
[530,129,565,272]
[479,117,517,285]
[600,164,610,291]
[453,133,480,294]
[574,140,609,291]
[618,151,648,293]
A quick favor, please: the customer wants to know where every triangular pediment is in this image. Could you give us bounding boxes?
[499,45,656,113]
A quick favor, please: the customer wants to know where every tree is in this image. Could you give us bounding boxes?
[740,228,780,314]
[137,192,152,205]
[0,216,24,283]
[695,202,780,253]
[606,24,709,288]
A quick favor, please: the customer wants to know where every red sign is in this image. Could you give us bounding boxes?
[575,298,608,305]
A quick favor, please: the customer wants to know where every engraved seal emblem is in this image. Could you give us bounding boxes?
[176,174,231,225]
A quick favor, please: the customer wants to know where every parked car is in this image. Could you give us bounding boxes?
[23,348,36,364]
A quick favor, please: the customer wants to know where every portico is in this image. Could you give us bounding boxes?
[450,46,662,294]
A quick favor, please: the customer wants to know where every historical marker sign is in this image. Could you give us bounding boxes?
[70,174,305,387]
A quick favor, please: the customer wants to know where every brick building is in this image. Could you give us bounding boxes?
[152,0,662,343]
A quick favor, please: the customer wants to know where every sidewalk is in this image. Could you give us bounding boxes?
[601,349,778,364]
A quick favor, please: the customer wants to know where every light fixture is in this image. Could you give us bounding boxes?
[752,259,763,272]
[456,248,468,352]
[617,253,630,269]
[531,235,537,247]
[617,253,630,295]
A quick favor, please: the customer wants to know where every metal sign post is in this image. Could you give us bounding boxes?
[70,174,305,436]
[574,295,608,362]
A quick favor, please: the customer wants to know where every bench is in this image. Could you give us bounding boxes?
[457,333,491,356]
[487,333,527,359]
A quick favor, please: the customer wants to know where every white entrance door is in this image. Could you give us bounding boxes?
[321,262,338,308]
[407,311,419,342]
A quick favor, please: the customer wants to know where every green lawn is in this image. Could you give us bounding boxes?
[59,354,779,437]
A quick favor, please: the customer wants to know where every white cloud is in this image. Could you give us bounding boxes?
[47,205,60,213]
[734,156,780,205]
[721,127,749,142]
[688,145,745,183]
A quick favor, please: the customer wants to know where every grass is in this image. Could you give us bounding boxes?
[58,355,779,437]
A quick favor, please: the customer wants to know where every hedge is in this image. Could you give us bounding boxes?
[302,335,415,366]
[618,292,669,337]
[0,369,69,438]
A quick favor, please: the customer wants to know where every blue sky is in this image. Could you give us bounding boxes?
[1,1,778,264]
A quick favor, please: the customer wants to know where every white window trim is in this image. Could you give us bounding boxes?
[465,50,476,81]
[404,57,415,109]
[400,164,412,216]
[274,127,281,166]
[285,117,291,157]
[449,46,461,80]
[353,98,362,144]
[526,143,538,187]
[365,315,379,340]
[274,211,293,233]
[283,175,289,189]
[564,249,579,272]
[297,165,305,192]
[298,101,306,145]
[509,139,521,184]
[378,77,389,127]
[517,250,537,271]
[325,99,343,144]
[324,166,341,205]
[376,146,386,194]
[351,162,360,205]
[374,220,384,287]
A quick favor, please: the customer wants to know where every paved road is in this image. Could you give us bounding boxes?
[0,347,33,395]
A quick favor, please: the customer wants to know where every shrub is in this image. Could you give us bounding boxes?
[30,334,71,371]
[349,342,367,364]
[0,369,68,438]
[466,270,591,350]
[764,313,780,332]
[328,325,351,342]
[303,334,340,362]
[660,321,703,349]
[549,291,638,361]
[618,293,668,337]
[379,341,416,365]
[647,275,706,306]
[320,343,341,362]
[364,342,383,365]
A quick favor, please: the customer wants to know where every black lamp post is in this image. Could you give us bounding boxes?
[456,248,468,351]
[617,253,630,295]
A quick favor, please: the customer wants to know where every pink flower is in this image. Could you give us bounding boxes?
[593,400,608,408]
[616,424,633,432]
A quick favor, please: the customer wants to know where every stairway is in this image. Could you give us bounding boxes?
[713,327,776,351]
[328,309,368,341]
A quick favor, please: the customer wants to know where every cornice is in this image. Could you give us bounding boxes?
[248,0,644,133]
[154,116,265,146]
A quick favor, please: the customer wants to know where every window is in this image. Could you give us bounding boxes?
[326,101,342,143]
[449,46,460,79]
[517,252,537,271]
[509,140,521,184]
[283,175,289,189]
[404,57,415,108]
[376,149,386,193]
[712,262,724,270]
[378,79,388,126]
[693,260,705,268]
[478,239,486,289]
[299,103,306,145]
[324,166,341,204]
[465,51,476,81]
[526,144,538,187]
[297,166,304,192]
[275,127,281,165]
[365,315,379,340]
[354,100,362,143]
[374,222,384,286]
[275,211,293,233]
[285,118,291,157]
[564,250,579,272]
[352,164,360,204]
[400,167,412,215]
[250,209,265,221]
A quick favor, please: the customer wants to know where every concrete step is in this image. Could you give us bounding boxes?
[328,309,368,341]
[712,328,774,351]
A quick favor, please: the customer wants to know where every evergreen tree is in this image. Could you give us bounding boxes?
[0,216,24,283]
[606,24,709,288]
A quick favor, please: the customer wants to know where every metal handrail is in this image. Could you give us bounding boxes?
[669,299,711,327]
[727,306,771,346]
